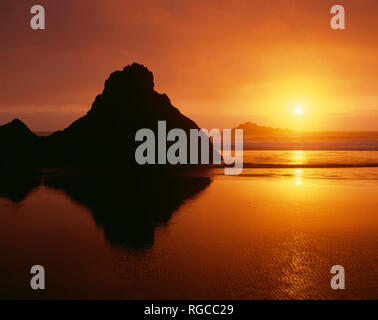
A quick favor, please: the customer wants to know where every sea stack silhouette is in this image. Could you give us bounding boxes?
[0,63,214,170]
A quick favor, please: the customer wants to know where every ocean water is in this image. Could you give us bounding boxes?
[0,150,377,299]
[242,150,378,167]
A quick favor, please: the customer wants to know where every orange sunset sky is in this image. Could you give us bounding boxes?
[1,0,377,131]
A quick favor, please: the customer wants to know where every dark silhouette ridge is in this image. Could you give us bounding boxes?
[235,122,291,136]
[0,63,216,169]
[44,174,211,250]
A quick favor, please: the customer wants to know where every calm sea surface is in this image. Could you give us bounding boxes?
[0,150,377,299]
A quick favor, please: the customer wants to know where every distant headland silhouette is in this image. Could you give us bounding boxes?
[234,122,291,136]
[0,63,215,170]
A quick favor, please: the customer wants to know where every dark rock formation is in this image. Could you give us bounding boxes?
[0,119,39,168]
[0,63,215,169]
[0,171,40,202]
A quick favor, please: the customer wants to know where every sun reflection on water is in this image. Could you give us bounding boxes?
[294,168,303,186]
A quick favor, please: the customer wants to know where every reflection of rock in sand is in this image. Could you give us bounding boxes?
[45,174,211,250]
